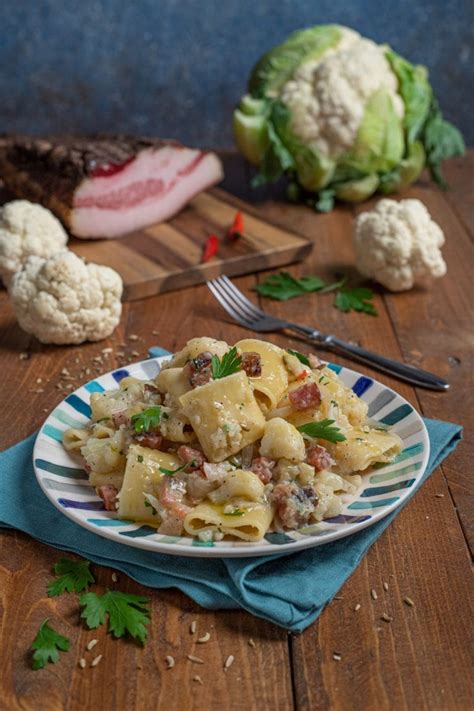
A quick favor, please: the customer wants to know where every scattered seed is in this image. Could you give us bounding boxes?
[165,655,175,669]
[383,582,389,592]
[187,655,204,664]
[333,653,342,661]
[87,639,98,651]
[354,603,361,611]
[193,675,203,685]
[111,572,118,583]
[102,347,113,354]
[190,620,197,634]
[197,632,211,643]
[224,655,234,671]
[61,368,70,376]
[381,613,393,623]
[79,658,86,669]
[85,368,91,375]
[333,596,343,600]
[371,589,378,600]
[404,596,415,607]
[248,638,256,648]
[435,494,444,498]
[36,377,43,384]
[116,351,125,358]
[152,330,160,335]
[131,350,140,357]
[30,388,45,394]
[91,654,103,667]
[128,334,139,341]
[19,352,30,360]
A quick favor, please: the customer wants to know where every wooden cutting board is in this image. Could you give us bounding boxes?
[70,188,312,301]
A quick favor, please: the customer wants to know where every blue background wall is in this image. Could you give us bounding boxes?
[2,0,472,146]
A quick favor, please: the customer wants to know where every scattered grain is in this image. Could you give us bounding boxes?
[197,632,211,643]
[224,655,234,671]
[152,330,160,336]
[383,582,389,592]
[111,572,118,583]
[19,352,29,360]
[435,493,444,498]
[36,377,43,384]
[128,334,139,341]
[91,654,103,667]
[165,655,175,669]
[333,653,342,661]
[79,658,86,669]
[131,350,140,357]
[87,639,98,651]
[187,655,204,664]
[371,589,378,600]
[190,620,197,634]
[404,596,415,607]
[333,596,343,600]
[381,613,393,623]
[61,368,70,376]
[354,603,361,611]
[102,348,113,354]
[248,638,256,648]
[193,675,203,685]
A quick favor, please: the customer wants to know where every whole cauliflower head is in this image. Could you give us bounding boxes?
[9,250,123,344]
[353,198,447,291]
[281,29,404,161]
[0,200,68,285]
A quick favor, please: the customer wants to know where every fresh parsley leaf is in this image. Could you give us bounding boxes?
[253,272,326,301]
[287,349,310,366]
[159,463,187,476]
[131,406,162,434]
[224,508,245,516]
[334,287,378,316]
[211,347,242,379]
[80,591,150,645]
[314,188,335,213]
[47,558,95,597]
[318,274,347,293]
[297,419,347,444]
[31,620,70,670]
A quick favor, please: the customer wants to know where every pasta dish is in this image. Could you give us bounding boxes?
[63,337,402,542]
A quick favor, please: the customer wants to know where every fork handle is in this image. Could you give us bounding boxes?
[296,329,449,391]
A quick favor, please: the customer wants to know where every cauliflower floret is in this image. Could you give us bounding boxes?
[260,417,306,463]
[281,33,404,160]
[9,251,123,344]
[0,200,68,285]
[353,198,447,291]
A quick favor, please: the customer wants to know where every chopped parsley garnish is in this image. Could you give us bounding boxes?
[137,455,144,463]
[131,406,162,433]
[334,287,377,316]
[144,498,158,515]
[31,620,70,670]
[159,463,187,476]
[297,419,347,444]
[47,558,95,597]
[287,348,310,366]
[224,508,245,516]
[211,347,242,379]
[222,424,231,433]
[80,591,150,644]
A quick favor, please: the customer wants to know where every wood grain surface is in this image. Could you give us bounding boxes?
[70,189,312,301]
[0,153,473,711]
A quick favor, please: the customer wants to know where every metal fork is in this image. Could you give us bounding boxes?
[207,275,449,391]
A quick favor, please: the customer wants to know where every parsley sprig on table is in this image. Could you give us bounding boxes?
[131,406,163,433]
[297,419,347,444]
[31,620,70,670]
[80,591,151,645]
[211,346,242,379]
[47,558,95,597]
[253,271,377,315]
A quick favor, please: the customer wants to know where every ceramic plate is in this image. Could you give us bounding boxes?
[33,355,430,558]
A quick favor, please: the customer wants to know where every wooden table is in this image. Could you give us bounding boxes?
[1,153,472,710]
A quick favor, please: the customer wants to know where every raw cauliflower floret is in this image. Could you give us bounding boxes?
[0,200,68,285]
[281,33,404,160]
[9,251,123,344]
[353,198,447,291]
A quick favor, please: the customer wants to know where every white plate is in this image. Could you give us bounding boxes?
[33,355,429,558]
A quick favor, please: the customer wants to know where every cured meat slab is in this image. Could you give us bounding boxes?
[70,188,313,301]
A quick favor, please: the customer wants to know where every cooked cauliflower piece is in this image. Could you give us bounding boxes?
[0,200,68,285]
[9,250,122,344]
[353,198,447,291]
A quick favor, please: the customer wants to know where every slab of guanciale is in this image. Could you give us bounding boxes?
[0,152,472,710]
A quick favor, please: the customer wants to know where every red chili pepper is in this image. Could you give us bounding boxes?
[227,211,244,240]
[296,370,309,381]
[201,234,219,263]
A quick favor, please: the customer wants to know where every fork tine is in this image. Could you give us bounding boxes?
[207,280,256,327]
[211,278,260,324]
[215,276,264,320]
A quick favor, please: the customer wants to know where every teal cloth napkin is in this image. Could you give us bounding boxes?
[0,345,462,631]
